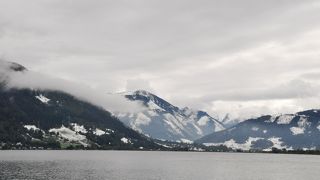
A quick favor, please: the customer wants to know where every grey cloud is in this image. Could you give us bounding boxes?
[1,0,320,120]
[125,78,154,93]
[198,79,319,102]
[300,72,320,80]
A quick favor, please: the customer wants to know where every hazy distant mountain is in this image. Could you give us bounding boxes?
[220,113,242,128]
[0,62,162,150]
[196,110,320,150]
[116,90,225,142]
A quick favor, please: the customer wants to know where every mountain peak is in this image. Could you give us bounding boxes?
[9,62,27,72]
[0,60,27,72]
[132,90,156,101]
[134,90,152,96]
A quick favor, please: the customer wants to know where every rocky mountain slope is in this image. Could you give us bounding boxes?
[116,90,225,142]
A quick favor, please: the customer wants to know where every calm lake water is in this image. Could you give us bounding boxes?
[0,151,319,180]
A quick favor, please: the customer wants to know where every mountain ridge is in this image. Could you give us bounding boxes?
[0,62,163,150]
[196,109,320,150]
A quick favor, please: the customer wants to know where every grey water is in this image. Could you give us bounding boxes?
[0,151,319,180]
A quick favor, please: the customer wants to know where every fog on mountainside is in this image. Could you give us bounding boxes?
[0,60,143,114]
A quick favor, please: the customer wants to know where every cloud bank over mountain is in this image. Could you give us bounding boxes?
[1,0,320,120]
[0,61,143,113]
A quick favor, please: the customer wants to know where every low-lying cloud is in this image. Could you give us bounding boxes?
[0,61,144,113]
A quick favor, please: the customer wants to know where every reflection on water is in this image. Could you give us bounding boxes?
[0,151,320,180]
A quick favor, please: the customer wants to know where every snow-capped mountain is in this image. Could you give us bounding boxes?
[116,90,225,142]
[196,110,320,151]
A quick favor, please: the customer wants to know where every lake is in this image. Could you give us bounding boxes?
[0,151,319,180]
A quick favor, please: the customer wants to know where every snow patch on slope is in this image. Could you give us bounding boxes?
[35,94,50,104]
[106,129,115,133]
[49,125,88,146]
[70,123,87,133]
[204,136,293,151]
[197,116,210,126]
[94,128,108,136]
[163,113,184,135]
[263,137,292,151]
[204,137,263,151]
[297,116,311,127]
[276,114,295,124]
[193,123,203,135]
[24,125,40,131]
[289,116,311,135]
[121,137,131,144]
[180,138,193,144]
[290,127,304,135]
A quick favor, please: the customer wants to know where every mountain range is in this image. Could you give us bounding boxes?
[196,110,320,151]
[1,61,320,151]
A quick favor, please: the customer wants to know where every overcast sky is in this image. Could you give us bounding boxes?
[1,0,320,120]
